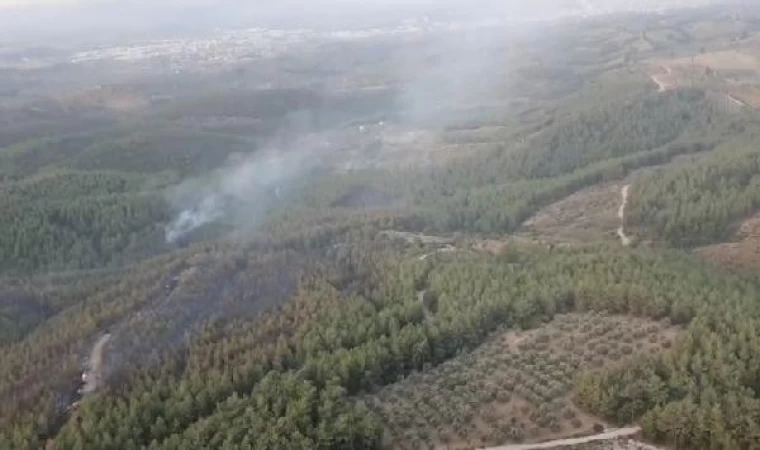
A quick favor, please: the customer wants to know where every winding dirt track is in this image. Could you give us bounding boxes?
[727,93,747,108]
[651,65,672,92]
[482,427,642,450]
[81,333,111,394]
[617,185,631,246]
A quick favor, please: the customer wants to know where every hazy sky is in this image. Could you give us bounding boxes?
[0,0,460,44]
[0,0,223,7]
[0,0,442,9]
[0,0,726,45]
[0,0,423,7]
[0,0,84,6]
[0,0,324,43]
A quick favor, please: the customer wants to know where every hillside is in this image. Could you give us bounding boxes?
[3,3,760,450]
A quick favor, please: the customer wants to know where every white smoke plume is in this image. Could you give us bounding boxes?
[164,141,326,243]
[165,195,224,243]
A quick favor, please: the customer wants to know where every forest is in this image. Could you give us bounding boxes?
[9,242,760,449]
[4,3,760,450]
[627,135,760,246]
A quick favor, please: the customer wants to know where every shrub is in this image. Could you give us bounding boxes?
[500,379,515,391]
[497,390,512,403]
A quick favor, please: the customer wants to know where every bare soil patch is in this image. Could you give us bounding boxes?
[646,49,760,107]
[327,123,502,171]
[696,212,760,274]
[364,313,680,450]
[55,86,149,112]
[650,66,673,92]
[726,85,760,109]
[521,183,622,244]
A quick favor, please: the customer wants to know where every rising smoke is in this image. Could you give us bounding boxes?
[164,140,328,243]
[165,195,225,243]
[162,22,516,243]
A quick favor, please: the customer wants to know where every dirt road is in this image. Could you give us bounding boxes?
[727,93,747,108]
[617,185,631,246]
[418,245,456,261]
[651,65,672,92]
[81,333,111,394]
[482,427,642,450]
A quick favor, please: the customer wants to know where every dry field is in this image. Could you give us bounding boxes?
[646,48,760,107]
[325,122,508,171]
[55,86,149,112]
[696,212,760,274]
[521,183,623,244]
[363,313,679,450]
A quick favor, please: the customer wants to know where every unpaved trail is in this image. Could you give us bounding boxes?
[418,244,456,261]
[727,93,747,108]
[617,185,631,246]
[651,65,672,92]
[482,427,642,450]
[81,333,111,394]
[417,290,433,320]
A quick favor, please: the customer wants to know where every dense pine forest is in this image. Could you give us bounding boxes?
[627,135,760,246]
[5,3,760,450]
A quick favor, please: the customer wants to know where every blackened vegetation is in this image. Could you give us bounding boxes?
[14,244,760,450]
[332,186,395,209]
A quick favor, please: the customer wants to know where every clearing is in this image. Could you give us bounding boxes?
[646,49,760,107]
[650,66,672,92]
[521,183,623,244]
[696,212,760,274]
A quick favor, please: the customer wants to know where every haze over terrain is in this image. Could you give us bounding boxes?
[0,0,735,42]
[4,1,760,450]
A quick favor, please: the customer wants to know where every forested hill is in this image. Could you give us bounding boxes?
[4,4,760,450]
[627,135,760,246]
